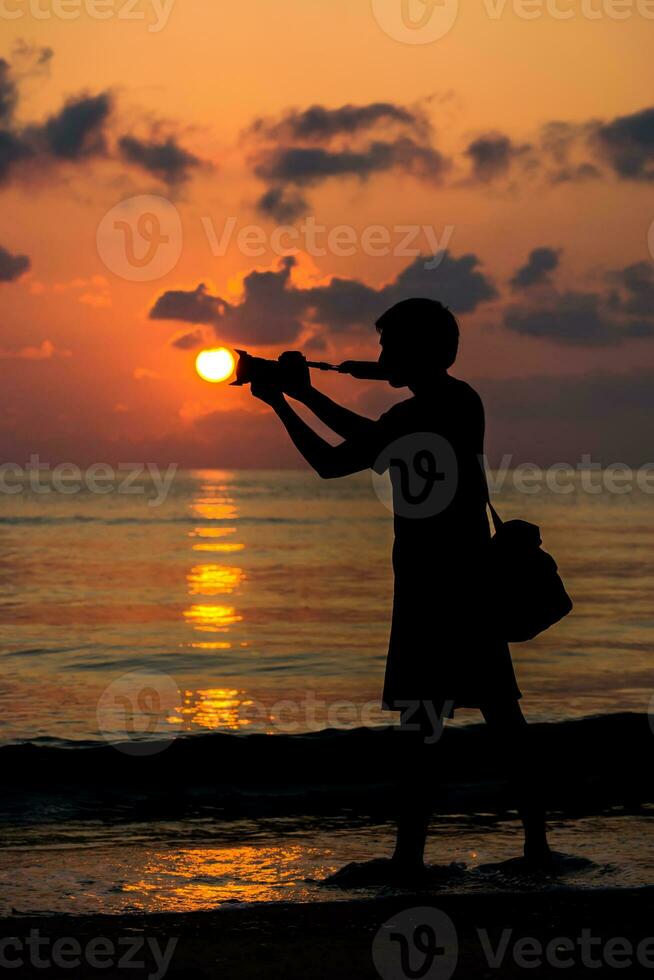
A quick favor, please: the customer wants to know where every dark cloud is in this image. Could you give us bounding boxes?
[0,54,112,185]
[150,283,229,326]
[538,107,654,184]
[510,247,561,290]
[170,329,205,350]
[150,256,305,345]
[504,261,654,345]
[0,49,204,189]
[39,92,111,159]
[150,251,496,345]
[606,262,654,318]
[592,106,654,181]
[465,133,532,182]
[118,135,202,186]
[256,186,308,222]
[0,58,18,125]
[0,130,30,183]
[549,162,601,184]
[248,102,427,143]
[384,252,497,314]
[253,138,448,187]
[0,243,30,282]
[247,100,447,218]
[245,99,654,208]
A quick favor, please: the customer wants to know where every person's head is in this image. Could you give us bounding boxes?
[375,298,460,388]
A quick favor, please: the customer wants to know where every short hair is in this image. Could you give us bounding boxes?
[375,298,460,368]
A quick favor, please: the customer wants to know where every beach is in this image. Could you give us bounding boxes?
[3,888,654,978]
[1,469,653,974]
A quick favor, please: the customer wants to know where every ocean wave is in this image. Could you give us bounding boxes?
[0,713,650,826]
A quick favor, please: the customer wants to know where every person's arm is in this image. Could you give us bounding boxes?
[252,383,373,479]
[276,351,373,439]
[299,386,373,440]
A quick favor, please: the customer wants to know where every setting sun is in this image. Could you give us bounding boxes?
[195,348,235,384]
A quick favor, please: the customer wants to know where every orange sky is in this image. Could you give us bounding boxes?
[1,0,654,466]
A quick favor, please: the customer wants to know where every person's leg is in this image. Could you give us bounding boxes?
[480,700,551,862]
[392,700,447,869]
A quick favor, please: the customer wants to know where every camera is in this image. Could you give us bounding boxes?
[230,350,310,387]
[230,349,387,386]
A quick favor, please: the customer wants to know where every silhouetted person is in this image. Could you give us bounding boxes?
[250,297,551,875]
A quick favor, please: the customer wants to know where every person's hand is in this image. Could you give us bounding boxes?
[250,379,285,408]
[278,351,313,401]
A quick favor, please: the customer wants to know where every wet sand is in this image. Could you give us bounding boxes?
[2,887,653,978]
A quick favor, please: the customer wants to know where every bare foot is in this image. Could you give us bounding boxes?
[322,857,427,887]
[523,843,555,868]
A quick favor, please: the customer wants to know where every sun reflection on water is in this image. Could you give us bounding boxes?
[184,476,246,645]
[187,564,245,595]
[171,687,255,731]
[120,844,325,907]
[183,604,243,631]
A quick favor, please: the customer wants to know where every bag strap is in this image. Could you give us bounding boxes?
[487,498,504,534]
[480,455,504,533]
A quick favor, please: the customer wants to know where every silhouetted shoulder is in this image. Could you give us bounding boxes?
[445,375,483,405]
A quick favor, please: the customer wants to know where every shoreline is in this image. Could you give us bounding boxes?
[2,887,653,978]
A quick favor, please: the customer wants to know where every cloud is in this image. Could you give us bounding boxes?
[253,138,448,187]
[592,106,654,181]
[447,105,654,187]
[537,106,654,184]
[465,133,532,182]
[510,247,561,290]
[0,58,18,125]
[52,275,110,307]
[504,260,654,345]
[606,262,654,317]
[247,102,428,143]
[0,68,113,185]
[149,250,497,345]
[0,339,70,360]
[150,256,305,345]
[256,186,308,222]
[118,135,203,186]
[0,48,205,189]
[0,243,30,282]
[39,92,111,160]
[246,100,448,218]
[170,329,206,350]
